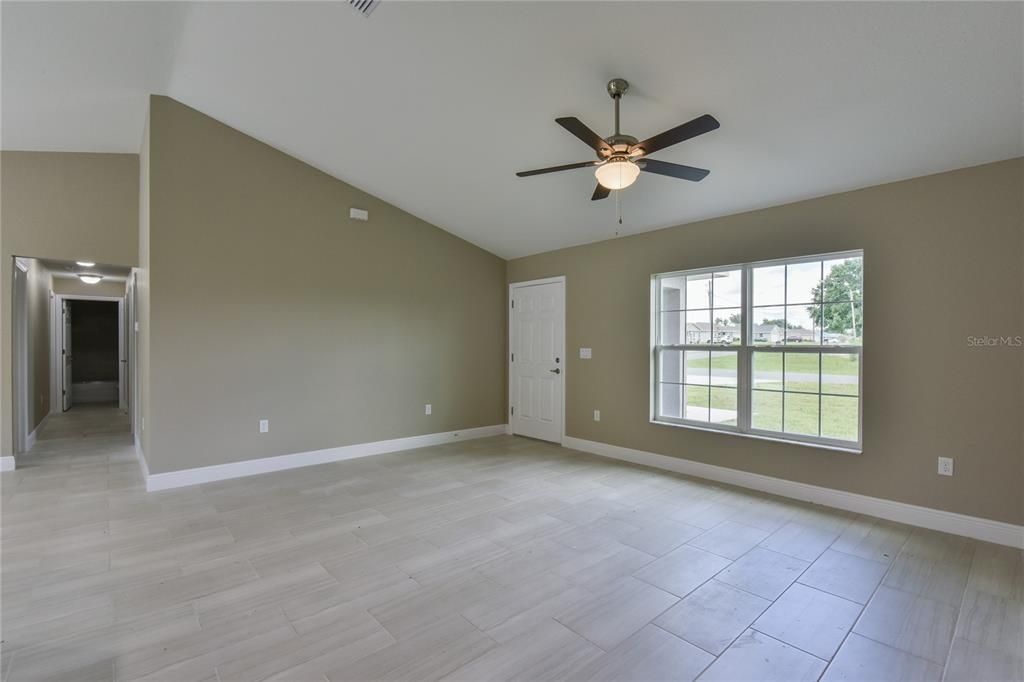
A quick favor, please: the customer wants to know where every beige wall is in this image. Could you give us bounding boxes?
[1,151,139,455]
[52,277,127,298]
[509,158,1024,525]
[142,96,506,474]
[25,259,50,430]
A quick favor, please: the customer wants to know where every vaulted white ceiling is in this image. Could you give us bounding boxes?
[4,2,1021,258]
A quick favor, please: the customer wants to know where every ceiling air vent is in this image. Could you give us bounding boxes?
[349,0,380,17]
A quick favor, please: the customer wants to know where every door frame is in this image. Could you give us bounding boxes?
[127,271,138,436]
[508,275,567,445]
[51,294,126,414]
[12,258,30,454]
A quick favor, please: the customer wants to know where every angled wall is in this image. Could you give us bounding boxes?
[141,96,506,474]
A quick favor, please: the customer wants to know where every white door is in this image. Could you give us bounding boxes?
[510,279,564,443]
[62,300,73,411]
[118,299,127,412]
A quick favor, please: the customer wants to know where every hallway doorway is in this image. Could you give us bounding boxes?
[57,298,124,411]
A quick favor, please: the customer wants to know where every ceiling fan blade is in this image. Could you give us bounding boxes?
[639,159,711,182]
[592,184,611,201]
[556,117,612,155]
[516,160,599,177]
[632,114,719,156]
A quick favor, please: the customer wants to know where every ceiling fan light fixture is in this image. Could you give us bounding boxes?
[595,158,640,190]
[78,274,103,284]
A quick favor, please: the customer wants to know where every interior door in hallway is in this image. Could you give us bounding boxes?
[62,299,72,411]
[510,278,565,443]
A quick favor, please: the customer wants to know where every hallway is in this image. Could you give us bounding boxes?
[31,403,130,444]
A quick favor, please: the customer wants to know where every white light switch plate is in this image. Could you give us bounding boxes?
[259,419,269,433]
[938,457,953,476]
[579,347,592,359]
[593,410,601,421]
[425,404,432,415]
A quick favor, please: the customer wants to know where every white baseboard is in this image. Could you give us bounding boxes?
[25,411,50,452]
[563,436,1024,550]
[145,424,508,492]
[0,456,15,472]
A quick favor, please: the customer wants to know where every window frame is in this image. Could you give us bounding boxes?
[651,250,863,452]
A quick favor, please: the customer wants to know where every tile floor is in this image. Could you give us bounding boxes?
[1,405,1021,681]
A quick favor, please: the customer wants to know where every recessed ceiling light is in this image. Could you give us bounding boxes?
[76,261,96,267]
[78,274,103,284]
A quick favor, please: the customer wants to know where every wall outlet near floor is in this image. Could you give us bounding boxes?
[259,419,269,434]
[593,410,601,422]
[425,404,432,415]
[938,456,954,476]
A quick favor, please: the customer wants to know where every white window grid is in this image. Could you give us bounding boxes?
[651,250,863,451]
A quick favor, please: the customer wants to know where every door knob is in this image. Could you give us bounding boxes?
[549,368,561,374]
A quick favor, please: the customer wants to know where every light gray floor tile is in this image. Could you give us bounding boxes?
[798,548,888,604]
[967,542,1024,601]
[556,577,679,650]
[687,520,771,560]
[655,579,771,655]
[820,633,942,681]
[761,521,841,562]
[697,629,827,682]
[443,618,602,681]
[830,515,911,564]
[716,546,809,600]
[752,582,862,660]
[943,637,1024,682]
[853,585,958,663]
[634,544,731,598]
[955,589,1024,657]
[569,624,714,682]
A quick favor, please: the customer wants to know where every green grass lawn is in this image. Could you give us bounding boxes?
[674,351,859,441]
[684,351,858,395]
[752,390,858,441]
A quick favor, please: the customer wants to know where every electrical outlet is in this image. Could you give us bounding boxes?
[425,404,432,415]
[593,410,601,422]
[259,419,269,434]
[938,457,954,476]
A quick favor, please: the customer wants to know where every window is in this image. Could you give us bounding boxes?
[652,251,863,450]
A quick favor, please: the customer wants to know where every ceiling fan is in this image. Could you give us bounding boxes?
[516,79,719,200]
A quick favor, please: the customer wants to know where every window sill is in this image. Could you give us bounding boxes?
[650,419,862,454]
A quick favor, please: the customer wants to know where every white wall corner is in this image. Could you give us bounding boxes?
[135,435,149,481]
[0,456,16,472]
[145,424,508,492]
[562,436,1024,550]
